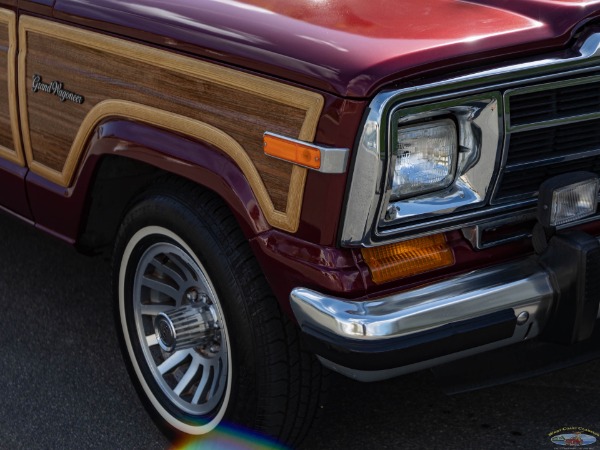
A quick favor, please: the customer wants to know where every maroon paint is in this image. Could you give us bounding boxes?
[26,120,272,245]
[249,230,366,317]
[19,0,54,14]
[26,170,91,243]
[0,159,32,219]
[54,0,600,97]
[295,97,367,246]
[91,121,273,238]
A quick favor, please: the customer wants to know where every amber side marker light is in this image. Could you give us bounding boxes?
[264,133,321,170]
[361,234,455,284]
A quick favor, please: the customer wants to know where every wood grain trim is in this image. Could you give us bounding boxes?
[30,99,307,231]
[18,16,325,233]
[0,10,24,166]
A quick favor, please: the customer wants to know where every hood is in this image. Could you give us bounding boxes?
[54,0,600,97]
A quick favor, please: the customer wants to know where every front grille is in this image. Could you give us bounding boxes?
[494,75,600,203]
[497,155,600,199]
[506,119,600,165]
[508,79,600,126]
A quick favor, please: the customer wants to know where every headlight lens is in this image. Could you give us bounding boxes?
[392,118,457,200]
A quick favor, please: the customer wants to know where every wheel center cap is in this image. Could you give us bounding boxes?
[154,304,217,353]
[155,314,177,352]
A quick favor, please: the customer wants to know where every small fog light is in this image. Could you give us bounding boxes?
[538,172,599,228]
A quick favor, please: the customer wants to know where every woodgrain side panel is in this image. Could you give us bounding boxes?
[0,10,23,166]
[19,16,324,232]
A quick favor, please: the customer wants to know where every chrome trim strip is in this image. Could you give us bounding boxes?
[263,132,349,174]
[318,147,349,174]
[341,28,600,247]
[290,258,553,341]
[376,201,536,240]
[504,148,600,173]
[507,112,600,133]
[377,200,600,243]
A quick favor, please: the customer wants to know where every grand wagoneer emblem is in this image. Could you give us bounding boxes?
[31,74,84,104]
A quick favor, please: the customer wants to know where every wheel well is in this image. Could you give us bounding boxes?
[77,155,207,254]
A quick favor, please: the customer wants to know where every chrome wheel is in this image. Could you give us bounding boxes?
[119,226,231,434]
[134,240,228,415]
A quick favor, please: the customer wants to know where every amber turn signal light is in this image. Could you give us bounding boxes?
[264,133,321,170]
[361,234,455,284]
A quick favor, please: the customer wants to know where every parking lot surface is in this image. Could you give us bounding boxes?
[1,213,598,449]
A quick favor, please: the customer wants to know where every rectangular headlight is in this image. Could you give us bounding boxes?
[392,118,457,200]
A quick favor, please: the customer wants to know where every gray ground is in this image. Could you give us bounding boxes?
[0,212,598,450]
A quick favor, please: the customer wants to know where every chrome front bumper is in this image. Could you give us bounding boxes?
[290,247,597,381]
[292,258,553,341]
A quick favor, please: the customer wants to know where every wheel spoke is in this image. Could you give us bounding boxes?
[191,359,213,404]
[174,358,201,396]
[211,356,225,398]
[149,257,187,288]
[146,333,158,346]
[140,304,172,316]
[157,350,189,375]
[167,252,198,284]
[142,274,180,301]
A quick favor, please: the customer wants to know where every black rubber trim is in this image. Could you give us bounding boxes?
[538,230,600,344]
[433,321,600,395]
[301,309,517,371]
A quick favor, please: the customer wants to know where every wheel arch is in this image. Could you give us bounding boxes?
[75,116,272,253]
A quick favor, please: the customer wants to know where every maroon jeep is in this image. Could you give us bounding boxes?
[3,0,600,445]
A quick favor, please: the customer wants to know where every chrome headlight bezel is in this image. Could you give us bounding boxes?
[382,94,502,226]
[340,91,503,247]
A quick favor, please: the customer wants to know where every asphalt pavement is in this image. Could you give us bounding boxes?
[1,212,599,450]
